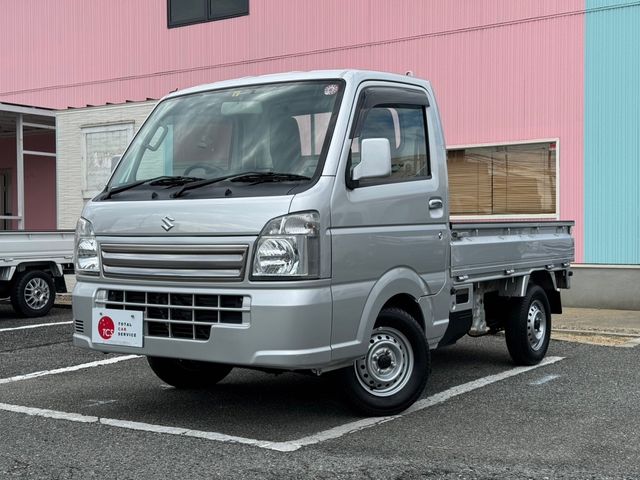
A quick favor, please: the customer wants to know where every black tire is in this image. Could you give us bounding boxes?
[505,284,551,366]
[10,270,56,318]
[338,307,430,416]
[147,356,233,388]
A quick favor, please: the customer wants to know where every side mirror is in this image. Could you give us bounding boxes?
[110,155,121,172]
[352,138,392,181]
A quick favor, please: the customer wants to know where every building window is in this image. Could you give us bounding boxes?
[82,123,134,199]
[447,141,557,216]
[168,0,249,28]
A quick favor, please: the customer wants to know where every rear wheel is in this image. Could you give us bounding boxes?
[338,307,430,416]
[10,270,56,318]
[505,285,551,365]
[147,356,233,388]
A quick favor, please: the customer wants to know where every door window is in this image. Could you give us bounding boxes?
[350,105,430,185]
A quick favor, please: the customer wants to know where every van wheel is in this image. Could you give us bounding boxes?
[338,307,430,416]
[147,356,233,388]
[11,270,56,318]
[505,285,551,366]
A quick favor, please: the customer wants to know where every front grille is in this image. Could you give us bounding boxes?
[100,244,248,282]
[96,289,249,341]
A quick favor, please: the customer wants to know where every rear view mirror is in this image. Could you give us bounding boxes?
[146,125,168,151]
[352,138,391,181]
[221,101,263,115]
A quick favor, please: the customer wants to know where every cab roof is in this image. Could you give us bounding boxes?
[165,70,431,100]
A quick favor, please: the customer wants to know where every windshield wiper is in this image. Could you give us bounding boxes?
[230,172,311,184]
[103,176,202,199]
[171,171,274,198]
[172,172,258,198]
[172,171,311,198]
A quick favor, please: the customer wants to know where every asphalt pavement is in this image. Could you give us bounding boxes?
[0,303,639,479]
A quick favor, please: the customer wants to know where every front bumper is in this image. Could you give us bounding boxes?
[72,280,333,369]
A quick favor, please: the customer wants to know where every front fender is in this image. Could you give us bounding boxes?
[354,267,429,352]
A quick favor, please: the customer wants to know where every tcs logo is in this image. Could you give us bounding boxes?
[98,316,115,340]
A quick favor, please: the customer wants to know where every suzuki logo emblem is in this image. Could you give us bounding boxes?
[161,216,175,232]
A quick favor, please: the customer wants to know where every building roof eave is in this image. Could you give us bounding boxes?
[0,101,56,117]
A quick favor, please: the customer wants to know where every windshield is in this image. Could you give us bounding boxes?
[108,80,344,198]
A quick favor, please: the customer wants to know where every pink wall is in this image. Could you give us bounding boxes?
[0,0,584,258]
[0,133,56,230]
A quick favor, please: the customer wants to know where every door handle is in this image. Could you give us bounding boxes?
[428,198,443,210]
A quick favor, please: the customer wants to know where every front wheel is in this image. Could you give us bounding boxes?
[338,307,430,416]
[505,285,551,366]
[147,356,233,389]
[10,270,56,318]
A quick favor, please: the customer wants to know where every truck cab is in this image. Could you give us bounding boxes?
[72,70,574,415]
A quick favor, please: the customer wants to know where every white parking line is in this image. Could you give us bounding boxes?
[529,374,561,385]
[0,321,73,333]
[0,355,140,386]
[0,403,97,423]
[290,356,565,450]
[84,399,118,407]
[0,355,564,452]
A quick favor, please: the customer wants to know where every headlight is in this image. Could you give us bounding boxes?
[74,217,99,274]
[251,211,320,279]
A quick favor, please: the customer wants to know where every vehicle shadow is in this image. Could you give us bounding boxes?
[0,334,520,442]
[66,336,515,440]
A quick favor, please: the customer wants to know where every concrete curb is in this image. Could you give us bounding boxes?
[554,328,640,338]
[55,293,72,307]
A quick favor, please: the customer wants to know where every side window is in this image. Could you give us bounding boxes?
[350,104,429,185]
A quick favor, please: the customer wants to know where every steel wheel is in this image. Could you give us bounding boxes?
[527,299,547,351]
[505,284,552,366]
[338,307,430,416]
[355,326,415,397]
[24,277,51,310]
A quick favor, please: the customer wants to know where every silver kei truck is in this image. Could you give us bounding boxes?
[1,231,74,317]
[72,70,574,415]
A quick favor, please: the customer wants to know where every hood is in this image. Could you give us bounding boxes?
[83,196,292,236]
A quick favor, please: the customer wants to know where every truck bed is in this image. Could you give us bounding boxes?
[0,231,75,266]
[450,221,574,284]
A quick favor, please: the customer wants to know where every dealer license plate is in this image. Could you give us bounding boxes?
[91,308,143,348]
